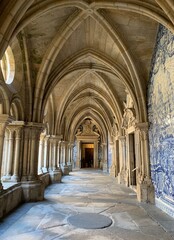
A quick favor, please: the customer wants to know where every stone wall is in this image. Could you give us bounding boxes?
[148,25,174,217]
[0,184,22,219]
[39,173,50,187]
[0,175,51,219]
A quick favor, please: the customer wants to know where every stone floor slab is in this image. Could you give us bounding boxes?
[0,169,174,240]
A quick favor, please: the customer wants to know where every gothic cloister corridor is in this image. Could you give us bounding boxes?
[2,0,174,236]
[0,169,174,240]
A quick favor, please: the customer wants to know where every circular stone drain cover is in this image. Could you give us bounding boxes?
[68,213,112,229]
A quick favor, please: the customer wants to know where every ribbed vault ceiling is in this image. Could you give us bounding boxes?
[2,0,174,141]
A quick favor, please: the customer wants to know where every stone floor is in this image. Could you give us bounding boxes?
[0,169,174,240]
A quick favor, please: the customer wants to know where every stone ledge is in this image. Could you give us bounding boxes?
[21,180,45,202]
[0,185,22,219]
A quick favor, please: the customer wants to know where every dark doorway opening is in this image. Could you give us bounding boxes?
[129,133,136,186]
[81,145,94,168]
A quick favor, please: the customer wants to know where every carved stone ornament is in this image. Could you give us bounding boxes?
[111,122,119,137]
[122,108,136,129]
[75,119,99,137]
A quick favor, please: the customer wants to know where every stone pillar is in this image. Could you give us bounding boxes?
[135,129,141,175]
[5,127,14,180]
[70,143,74,170]
[49,136,62,183]
[21,122,45,202]
[56,139,62,178]
[102,143,107,173]
[0,115,13,189]
[94,140,99,168]
[59,141,63,169]
[21,126,29,181]
[110,141,116,177]
[67,143,72,172]
[38,133,45,175]
[118,136,127,184]
[76,140,81,169]
[61,141,69,175]
[1,130,9,178]
[52,138,57,171]
[57,140,61,168]
[48,138,53,172]
[12,124,24,182]
[135,123,154,203]
[43,135,49,173]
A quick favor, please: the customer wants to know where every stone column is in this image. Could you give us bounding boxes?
[102,143,107,172]
[118,136,126,170]
[21,126,29,181]
[69,143,74,171]
[94,140,99,168]
[110,141,116,177]
[0,115,13,190]
[38,133,45,174]
[21,122,45,202]
[12,124,24,182]
[5,127,14,180]
[48,138,53,172]
[49,136,62,182]
[52,138,57,171]
[57,140,61,168]
[67,143,72,172]
[135,122,154,203]
[1,130,9,178]
[59,141,63,169]
[118,136,127,184]
[61,141,69,175]
[43,135,49,173]
[76,140,81,169]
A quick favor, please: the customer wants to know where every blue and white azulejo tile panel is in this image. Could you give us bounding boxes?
[148,24,174,217]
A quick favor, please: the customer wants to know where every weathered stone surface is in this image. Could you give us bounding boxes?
[68,213,112,229]
[0,170,173,240]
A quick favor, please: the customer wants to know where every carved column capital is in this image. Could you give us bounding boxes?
[8,121,25,138]
[118,136,126,144]
[135,122,149,141]
[24,122,45,140]
[135,122,149,132]
[0,115,13,136]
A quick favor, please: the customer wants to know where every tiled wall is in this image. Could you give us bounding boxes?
[148,25,174,217]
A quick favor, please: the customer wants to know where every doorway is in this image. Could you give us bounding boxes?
[81,143,94,168]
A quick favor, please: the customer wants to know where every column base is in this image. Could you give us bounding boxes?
[110,164,116,177]
[21,180,45,202]
[137,177,155,203]
[67,163,72,172]
[1,175,11,181]
[102,162,108,173]
[11,175,20,182]
[75,159,81,169]
[62,165,69,175]
[42,167,48,173]
[100,161,103,169]
[50,169,62,183]
[118,169,129,186]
